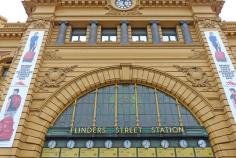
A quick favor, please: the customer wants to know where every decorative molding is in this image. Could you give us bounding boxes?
[188,49,207,59]
[43,50,62,60]
[27,16,54,29]
[36,65,77,91]
[174,65,212,88]
[105,0,142,15]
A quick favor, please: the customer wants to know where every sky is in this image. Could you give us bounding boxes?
[0,0,235,22]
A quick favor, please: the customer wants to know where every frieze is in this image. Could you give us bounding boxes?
[174,65,212,88]
[36,65,77,91]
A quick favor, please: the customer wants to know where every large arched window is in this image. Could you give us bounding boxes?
[54,84,199,128]
[42,84,214,158]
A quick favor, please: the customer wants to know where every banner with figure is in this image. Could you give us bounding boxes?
[205,31,236,122]
[0,31,44,147]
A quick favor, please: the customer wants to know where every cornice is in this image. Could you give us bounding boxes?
[23,0,224,14]
[0,23,25,39]
[222,22,236,37]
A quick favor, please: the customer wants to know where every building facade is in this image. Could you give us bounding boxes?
[0,0,236,157]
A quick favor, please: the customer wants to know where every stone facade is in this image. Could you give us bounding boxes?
[0,0,236,157]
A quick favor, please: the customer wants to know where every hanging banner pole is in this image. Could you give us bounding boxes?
[0,31,45,147]
[205,31,236,122]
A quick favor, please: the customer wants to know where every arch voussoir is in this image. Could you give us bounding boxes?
[37,64,215,129]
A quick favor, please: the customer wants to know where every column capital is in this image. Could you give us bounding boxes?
[150,20,160,25]
[120,20,129,24]
[58,21,68,25]
[180,21,190,25]
[90,20,98,25]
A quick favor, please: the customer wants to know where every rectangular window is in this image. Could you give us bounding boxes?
[162,28,178,42]
[101,28,117,42]
[132,28,148,42]
[71,28,87,42]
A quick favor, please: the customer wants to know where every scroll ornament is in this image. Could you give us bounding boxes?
[174,65,211,88]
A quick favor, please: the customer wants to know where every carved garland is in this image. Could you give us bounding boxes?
[36,65,77,91]
[194,17,221,29]
[174,65,212,89]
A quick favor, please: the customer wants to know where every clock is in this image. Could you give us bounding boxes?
[198,139,207,148]
[142,140,150,148]
[179,139,188,148]
[48,140,56,148]
[86,140,94,149]
[115,0,132,9]
[105,140,113,149]
[67,140,75,148]
[160,140,169,149]
[123,140,132,148]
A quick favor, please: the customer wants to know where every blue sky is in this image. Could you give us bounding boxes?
[0,0,235,22]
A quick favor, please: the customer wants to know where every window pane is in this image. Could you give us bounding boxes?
[80,36,87,42]
[132,36,139,42]
[96,86,115,127]
[110,36,117,42]
[170,36,177,41]
[71,35,79,42]
[54,105,73,127]
[75,92,95,127]
[102,36,109,42]
[163,36,170,42]
[140,36,147,42]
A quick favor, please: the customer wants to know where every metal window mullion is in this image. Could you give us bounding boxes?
[93,89,98,127]
[115,84,118,127]
[135,84,140,126]
[70,100,77,132]
[176,99,184,126]
[155,89,161,126]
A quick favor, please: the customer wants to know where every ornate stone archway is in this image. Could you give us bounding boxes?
[21,64,234,157]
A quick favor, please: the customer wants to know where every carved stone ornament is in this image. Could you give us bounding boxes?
[174,65,211,88]
[194,17,221,29]
[188,49,207,59]
[37,65,77,91]
[105,0,142,15]
[43,50,62,60]
[27,16,53,29]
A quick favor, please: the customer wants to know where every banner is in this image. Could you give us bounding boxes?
[205,31,236,122]
[0,31,44,147]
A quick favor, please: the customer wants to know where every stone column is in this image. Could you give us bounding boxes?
[150,21,161,44]
[120,21,129,45]
[180,21,192,44]
[56,21,68,45]
[88,21,98,44]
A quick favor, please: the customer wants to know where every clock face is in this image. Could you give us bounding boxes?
[142,140,151,148]
[86,140,94,148]
[48,140,56,148]
[179,139,188,148]
[123,140,132,148]
[198,139,207,148]
[105,140,113,149]
[115,0,132,9]
[160,140,169,149]
[67,140,75,148]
